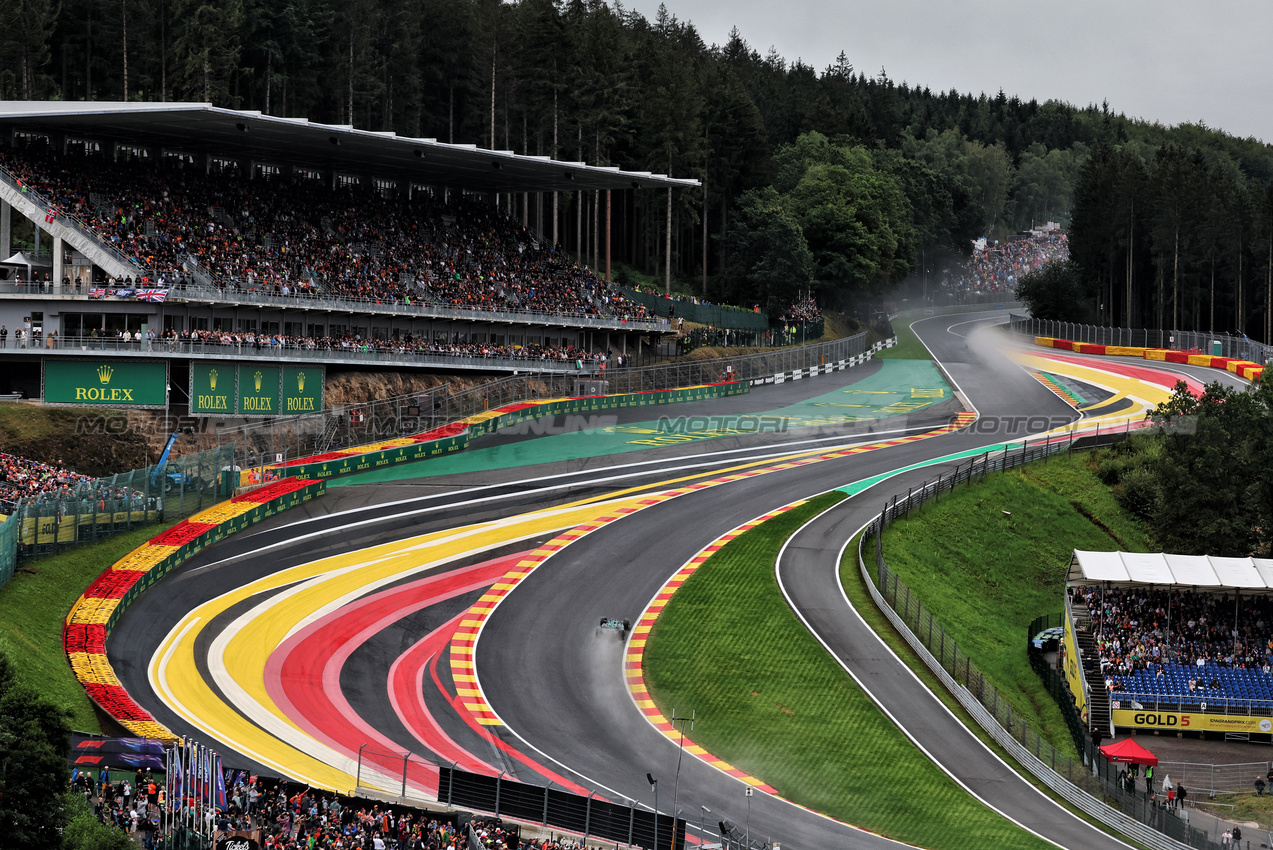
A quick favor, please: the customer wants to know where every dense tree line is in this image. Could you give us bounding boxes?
[0,650,72,849]
[1066,141,1273,340]
[4,0,1273,324]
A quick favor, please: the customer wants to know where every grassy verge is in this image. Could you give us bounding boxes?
[0,524,168,731]
[643,492,1054,850]
[875,315,931,360]
[837,533,1143,845]
[874,453,1153,755]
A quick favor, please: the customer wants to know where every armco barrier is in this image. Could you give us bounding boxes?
[260,381,750,483]
[1032,337,1265,383]
[63,477,327,739]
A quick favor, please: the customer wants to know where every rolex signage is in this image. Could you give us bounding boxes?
[189,362,236,415]
[281,365,323,414]
[188,363,324,417]
[237,365,280,416]
[43,359,168,408]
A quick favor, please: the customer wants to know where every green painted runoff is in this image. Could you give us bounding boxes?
[335,359,950,486]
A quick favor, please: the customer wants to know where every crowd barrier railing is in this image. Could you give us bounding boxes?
[3,333,600,374]
[617,286,770,331]
[349,750,684,850]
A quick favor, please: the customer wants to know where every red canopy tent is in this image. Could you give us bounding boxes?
[1100,739,1159,765]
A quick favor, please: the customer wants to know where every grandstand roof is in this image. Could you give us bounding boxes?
[0,102,699,194]
[1068,550,1273,590]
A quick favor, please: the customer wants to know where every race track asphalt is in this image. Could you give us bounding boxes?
[105,314,1248,848]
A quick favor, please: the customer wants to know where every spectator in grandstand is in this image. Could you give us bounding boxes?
[0,141,652,324]
[781,297,821,325]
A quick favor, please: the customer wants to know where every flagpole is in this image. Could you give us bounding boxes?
[168,742,175,838]
[163,743,169,838]
[201,745,208,840]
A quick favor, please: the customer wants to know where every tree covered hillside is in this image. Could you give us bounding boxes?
[6,0,1273,328]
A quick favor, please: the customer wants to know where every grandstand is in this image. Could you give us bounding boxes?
[1063,550,1273,739]
[0,102,697,400]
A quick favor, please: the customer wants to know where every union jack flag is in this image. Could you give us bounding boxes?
[135,289,169,303]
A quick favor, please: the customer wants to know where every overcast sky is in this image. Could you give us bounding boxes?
[623,0,1273,145]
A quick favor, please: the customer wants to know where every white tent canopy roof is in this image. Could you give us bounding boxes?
[0,251,51,267]
[1068,550,1273,590]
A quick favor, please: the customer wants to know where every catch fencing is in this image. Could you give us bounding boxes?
[618,287,770,332]
[858,432,1237,850]
[0,443,235,589]
[1007,315,1272,363]
[353,745,685,850]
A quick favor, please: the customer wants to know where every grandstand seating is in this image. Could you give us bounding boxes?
[1081,586,1273,715]
[0,140,652,324]
[1111,663,1273,714]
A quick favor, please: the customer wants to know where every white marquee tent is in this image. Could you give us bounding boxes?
[1067,550,1273,590]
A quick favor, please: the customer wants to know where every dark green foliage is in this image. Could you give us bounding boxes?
[0,650,73,850]
[1014,259,1091,321]
[1100,380,1273,555]
[63,793,133,850]
[1093,436,1163,520]
[722,186,814,315]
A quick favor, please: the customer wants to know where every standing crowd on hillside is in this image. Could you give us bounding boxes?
[940,231,1069,300]
[0,451,92,512]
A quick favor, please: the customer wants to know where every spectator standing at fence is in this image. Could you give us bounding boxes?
[1176,782,1187,810]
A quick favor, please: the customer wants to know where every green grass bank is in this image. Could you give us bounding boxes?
[642,492,1054,850]
[0,525,163,732]
[866,453,1152,753]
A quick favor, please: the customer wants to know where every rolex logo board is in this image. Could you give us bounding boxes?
[189,364,323,417]
[43,359,168,408]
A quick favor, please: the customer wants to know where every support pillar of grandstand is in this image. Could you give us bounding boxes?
[0,199,9,259]
[664,186,672,295]
[605,189,611,282]
[52,235,63,292]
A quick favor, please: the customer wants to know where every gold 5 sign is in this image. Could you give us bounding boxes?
[43,359,169,408]
[189,363,324,417]
[1111,709,1273,734]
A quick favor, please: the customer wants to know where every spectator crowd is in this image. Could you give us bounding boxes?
[73,769,635,850]
[940,231,1069,300]
[0,140,652,323]
[1078,585,1273,688]
[780,297,821,325]
[0,451,92,512]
